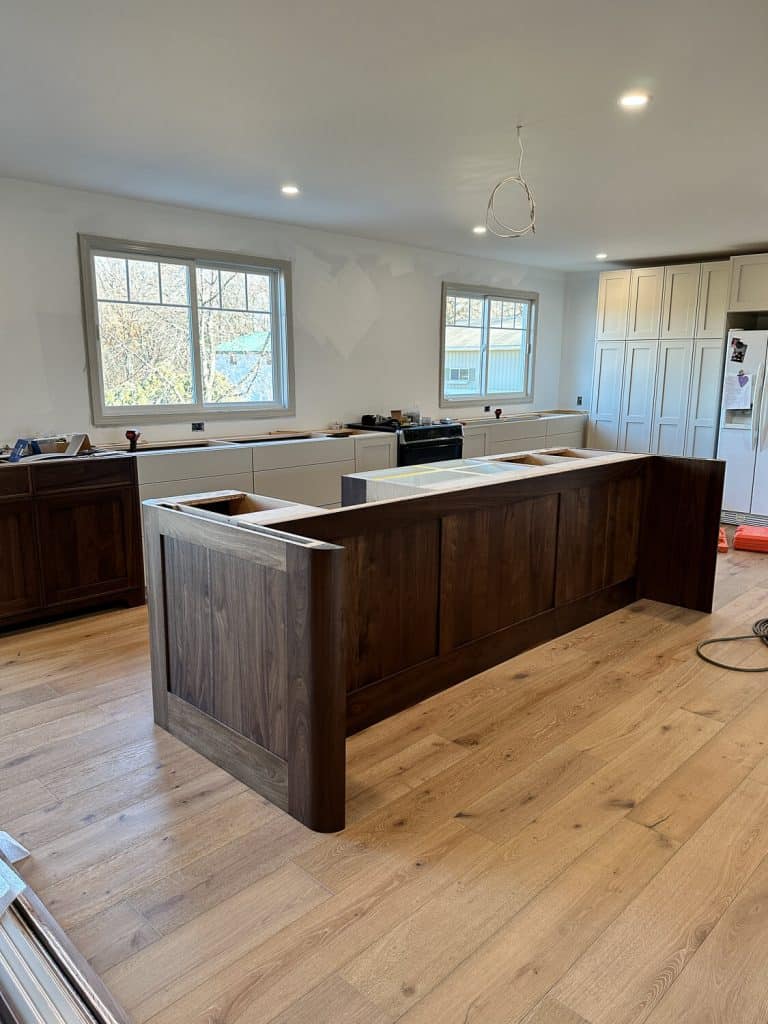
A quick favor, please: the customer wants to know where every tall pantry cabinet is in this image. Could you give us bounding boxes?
[588,260,729,455]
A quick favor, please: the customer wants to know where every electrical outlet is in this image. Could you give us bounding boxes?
[483,405,491,413]
[191,421,205,432]
[576,395,583,407]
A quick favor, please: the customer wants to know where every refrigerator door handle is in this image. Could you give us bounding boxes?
[752,363,766,451]
[760,361,768,451]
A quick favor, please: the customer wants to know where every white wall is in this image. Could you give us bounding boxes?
[0,178,567,446]
[559,271,599,410]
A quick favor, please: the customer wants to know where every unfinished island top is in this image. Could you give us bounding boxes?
[144,448,725,831]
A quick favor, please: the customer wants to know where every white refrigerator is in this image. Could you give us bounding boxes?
[717,330,768,519]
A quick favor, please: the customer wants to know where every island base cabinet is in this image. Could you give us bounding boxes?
[0,500,41,618]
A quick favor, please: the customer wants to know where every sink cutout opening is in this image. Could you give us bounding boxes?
[495,453,578,466]
[174,493,294,517]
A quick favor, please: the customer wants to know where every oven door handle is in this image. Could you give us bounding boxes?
[398,436,461,446]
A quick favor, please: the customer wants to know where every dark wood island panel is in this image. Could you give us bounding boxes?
[145,454,724,831]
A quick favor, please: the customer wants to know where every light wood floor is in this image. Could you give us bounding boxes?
[3,544,768,1024]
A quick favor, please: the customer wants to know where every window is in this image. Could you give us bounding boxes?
[440,282,537,405]
[79,235,294,423]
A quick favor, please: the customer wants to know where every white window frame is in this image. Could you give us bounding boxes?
[78,234,295,425]
[439,281,538,407]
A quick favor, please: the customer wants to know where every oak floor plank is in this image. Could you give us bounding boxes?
[553,776,768,1024]
[0,547,767,1024]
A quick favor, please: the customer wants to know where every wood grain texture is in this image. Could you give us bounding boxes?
[639,455,725,612]
[439,494,558,650]
[1,542,768,1023]
[341,521,440,691]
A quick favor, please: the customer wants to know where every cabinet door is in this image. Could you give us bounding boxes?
[729,254,768,312]
[595,270,630,341]
[618,340,659,453]
[684,339,725,458]
[626,268,663,340]
[462,431,487,458]
[588,341,626,450]
[650,340,694,455]
[0,500,41,618]
[696,260,730,338]
[354,436,395,472]
[660,264,700,339]
[37,486,141,606]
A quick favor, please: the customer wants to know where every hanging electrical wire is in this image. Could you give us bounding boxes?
[486,123,536,238]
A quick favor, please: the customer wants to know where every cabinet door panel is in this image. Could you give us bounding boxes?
[729,254,768,312]
[354,438,395,472]
[660,264,700,339]
[651,340,694,455]
[618,340,659,453]
[38,486,140,606]
[595,271,630,341]
[0,501,41,617]
[684,340,724,459]
[588,341,625,450]
[627,268,663,341]
[696,261,729,338]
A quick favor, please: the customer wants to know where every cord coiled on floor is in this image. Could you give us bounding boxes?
[696,618,768,672]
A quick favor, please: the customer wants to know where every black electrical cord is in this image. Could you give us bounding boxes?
[696,618,768,672]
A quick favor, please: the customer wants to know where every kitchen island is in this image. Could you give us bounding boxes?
[144,448,724,831]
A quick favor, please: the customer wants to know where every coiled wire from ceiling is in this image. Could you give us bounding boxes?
[485,124,536,238]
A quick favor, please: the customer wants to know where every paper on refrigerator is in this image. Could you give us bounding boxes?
[724,371,752,410]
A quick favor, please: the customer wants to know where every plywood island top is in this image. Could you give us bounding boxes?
[338,448,648,505]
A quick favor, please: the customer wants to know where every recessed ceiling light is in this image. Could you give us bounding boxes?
[281,184,300,196]
[595,252,608,260]
[473,225,487,235]
[619,91,650,110]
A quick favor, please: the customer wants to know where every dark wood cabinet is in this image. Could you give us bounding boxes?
[0,457,144,630]
[0,500,41,618]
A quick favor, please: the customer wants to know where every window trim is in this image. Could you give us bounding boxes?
[78,234,295,425]
[439,281,538,407]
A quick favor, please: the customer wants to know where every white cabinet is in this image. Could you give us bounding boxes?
[588,341,625,450]
[135,446,251,485]
[626,268,663,341]
[253,461,356,506]
[617,340,658,453]
[650,340,693,455]
[696,261,730,338]
[729,254,768,312]
[684,339,725,459]
[595,270,630,341]
[489,436,546,456]
[353,434,396,473]
[462,427,489,458]
[660,264,700,339]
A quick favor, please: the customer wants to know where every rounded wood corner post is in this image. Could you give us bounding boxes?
[286,542,346,832]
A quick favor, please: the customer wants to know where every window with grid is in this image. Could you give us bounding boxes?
[440,283,537,405]
[79,236,294,423]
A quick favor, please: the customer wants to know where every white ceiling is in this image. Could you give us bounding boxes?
[2,0,768,270]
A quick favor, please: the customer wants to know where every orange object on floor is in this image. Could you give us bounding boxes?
[733,525,768,553]
[718,527,728,553]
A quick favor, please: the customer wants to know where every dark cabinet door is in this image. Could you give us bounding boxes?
[37,486,141,607]
[0,500,41,617]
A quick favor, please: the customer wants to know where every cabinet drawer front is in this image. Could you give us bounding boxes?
[492,420,550,441]
[139,472,254,502]
[545,414,587,437]
[33,458,134,493]
[135,448,252,485]
[0,466,31,498]
[252,437,355,471]
[489,436,546,456]
[253,461,355,506]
